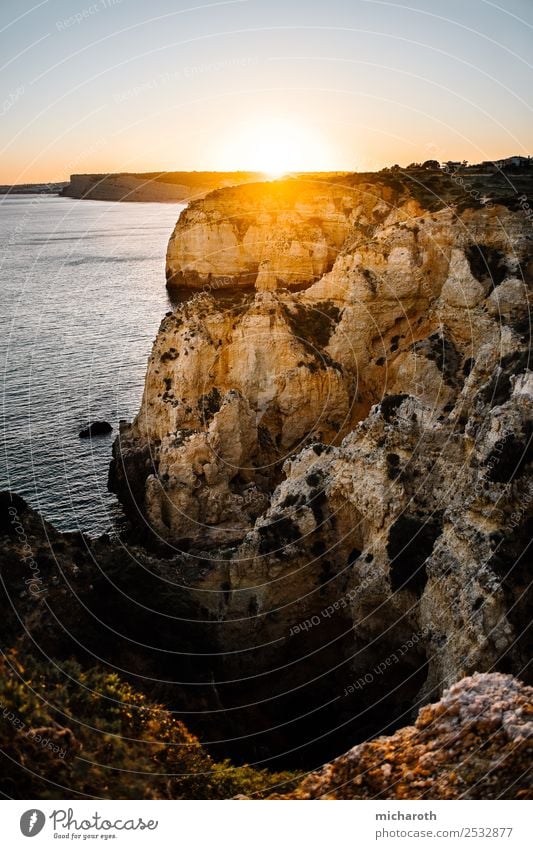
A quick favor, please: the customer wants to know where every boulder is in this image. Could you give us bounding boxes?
[79,421,112,438]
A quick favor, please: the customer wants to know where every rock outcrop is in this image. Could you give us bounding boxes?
[109,171,533,766]
[275,673,533,799]
[79,420,112,438]
[165,178,393,290]
[62,171,264,203]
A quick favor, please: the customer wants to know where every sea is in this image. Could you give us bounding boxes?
[0,194,185,535]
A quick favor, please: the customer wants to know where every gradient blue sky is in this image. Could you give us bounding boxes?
[1,0,532,181]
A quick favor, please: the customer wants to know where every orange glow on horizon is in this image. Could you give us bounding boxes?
[216,117,340,177]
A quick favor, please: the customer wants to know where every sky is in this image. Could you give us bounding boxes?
[1,0,532,182]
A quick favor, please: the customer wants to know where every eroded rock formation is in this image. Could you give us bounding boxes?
[165,180,361,290]
[109,172,533,766]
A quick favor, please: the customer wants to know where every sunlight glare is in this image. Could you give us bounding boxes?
[218,118,336,176]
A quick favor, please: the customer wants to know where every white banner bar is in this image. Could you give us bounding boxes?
[2,799,531,848]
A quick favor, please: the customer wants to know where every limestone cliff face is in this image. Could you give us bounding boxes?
[110,174,532,759]
[165,179,397,290]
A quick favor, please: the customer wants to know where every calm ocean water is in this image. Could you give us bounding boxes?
[0,195,185,535]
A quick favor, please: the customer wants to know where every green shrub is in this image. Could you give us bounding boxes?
[0,649,299,799]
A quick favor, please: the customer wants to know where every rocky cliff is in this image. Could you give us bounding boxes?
[2,494,529,797]
[109,171,532,768]
[62,171,263,203]
[165,180,363,289]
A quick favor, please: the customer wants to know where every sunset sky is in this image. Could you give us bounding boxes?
[1,0,532,183]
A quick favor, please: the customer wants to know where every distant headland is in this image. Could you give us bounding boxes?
[60,171,266,202]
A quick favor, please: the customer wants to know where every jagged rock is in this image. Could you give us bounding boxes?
[142,389,266,543]
[111,291,352,544]
[274,673,533,799]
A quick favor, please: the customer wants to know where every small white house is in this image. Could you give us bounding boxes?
[494,155,531,168]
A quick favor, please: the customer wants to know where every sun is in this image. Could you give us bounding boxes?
[217,117,335,177]
[253,126,303,178]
